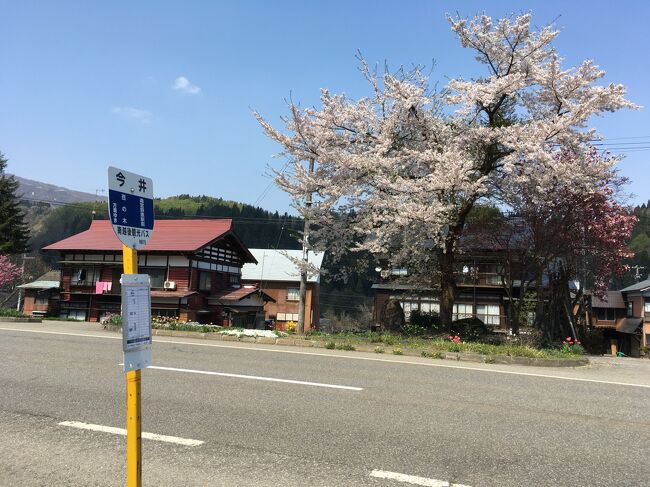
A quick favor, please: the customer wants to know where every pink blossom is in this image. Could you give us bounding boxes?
[0,255,22,289]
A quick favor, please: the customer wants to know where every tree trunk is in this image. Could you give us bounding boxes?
[438,245,457,330]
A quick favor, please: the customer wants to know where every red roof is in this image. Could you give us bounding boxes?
[43,219,235,253]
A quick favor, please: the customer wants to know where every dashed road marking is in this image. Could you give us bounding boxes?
[145,364,364,391]
[58,420,204,446]
[370,470,471,487]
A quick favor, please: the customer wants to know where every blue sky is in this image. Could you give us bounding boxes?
[2,1,649,213]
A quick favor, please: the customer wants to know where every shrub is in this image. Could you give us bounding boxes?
[421,351,444,359]
[448,317,490,342]
[392,348,403,355]
[325,341,336,349]
[506,328,543,348]
[409,309,442,333]
[400,323,427,337]
[100,313,122,328]
[0,307,27,318]
[374,346,385,353]
[578,327,605,355]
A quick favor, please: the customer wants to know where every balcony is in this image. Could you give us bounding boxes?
[456,272,503,287]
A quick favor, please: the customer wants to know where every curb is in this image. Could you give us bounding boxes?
[0,317,42,323]
[104,325,589,368]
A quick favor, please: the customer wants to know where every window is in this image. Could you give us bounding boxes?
[60,301,88,321]
[199,272,212,291]
[483,264,503,285]
[277,313,299,321]
[453,303,473,321]
[476,304,500,326]
[142,267,166,288]
[152,308,178,318]
[287,288,300,301]
[419,301,440,314]
[596,308,616,321]
[72,267,101,286]
[644,301,650,318]
[229,273,240,286]
[34,295,49,305]
[626,301,633,317]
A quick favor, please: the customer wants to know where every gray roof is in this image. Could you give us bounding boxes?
[17,280,60,290]
[371,283,436,292]
[241,249,325,283]
[617,317,642,334]
[17,270,61,290]
[620,279,650,293]
[591,291,625,309]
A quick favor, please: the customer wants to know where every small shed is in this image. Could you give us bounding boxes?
[18,270,61,317]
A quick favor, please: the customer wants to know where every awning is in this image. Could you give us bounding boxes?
[17,280,60,290]
[616,318,642,334]
[150,290,198,299]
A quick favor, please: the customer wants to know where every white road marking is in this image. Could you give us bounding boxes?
[370,470,471,487]
[145,364,364,391]
[3,326,650,390]
[58,420,204,446]
[0,327,121,340]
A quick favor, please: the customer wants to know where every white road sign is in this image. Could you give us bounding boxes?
[108,166,154,250]
[121,274,152,372]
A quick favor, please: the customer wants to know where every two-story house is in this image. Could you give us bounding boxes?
[373,256,508,330]
[241,249,324,331]
[42,219,263,325]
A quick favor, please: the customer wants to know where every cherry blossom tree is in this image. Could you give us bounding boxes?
[494,148,636,338]
[256,13,635,328]
[0,254,22,290]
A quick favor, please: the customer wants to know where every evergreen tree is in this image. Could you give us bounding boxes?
[0,152,29,254]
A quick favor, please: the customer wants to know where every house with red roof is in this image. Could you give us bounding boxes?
[42,219,272,326]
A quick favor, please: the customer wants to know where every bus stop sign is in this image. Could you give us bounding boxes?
[107,166,154,249]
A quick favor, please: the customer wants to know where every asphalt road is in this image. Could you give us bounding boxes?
[1,321,649,487]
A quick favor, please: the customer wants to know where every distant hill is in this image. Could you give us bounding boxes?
[11,174,107,205]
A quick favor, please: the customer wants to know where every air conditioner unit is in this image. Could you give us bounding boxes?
[163,281,176,290]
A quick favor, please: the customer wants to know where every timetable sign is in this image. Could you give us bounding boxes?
[108,166,154,250]
[121,274,152,372]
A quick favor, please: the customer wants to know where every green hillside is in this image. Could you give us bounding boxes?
[25,195,302,265]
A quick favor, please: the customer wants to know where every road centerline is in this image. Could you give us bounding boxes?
[58,420,204,446]
[143,364,364,391]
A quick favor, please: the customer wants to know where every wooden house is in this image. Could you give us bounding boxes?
[17,270,61,317]
[42,219,263,325]
[587,280,650,357]
[241,249,324,331]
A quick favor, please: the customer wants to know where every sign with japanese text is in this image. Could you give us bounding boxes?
[107,166,154,249]
[121,274,152,372]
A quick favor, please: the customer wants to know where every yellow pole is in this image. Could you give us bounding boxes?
[123,244,141,487]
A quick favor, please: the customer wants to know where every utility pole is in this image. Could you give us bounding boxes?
[16,254,34,311]
[631,265,646,282]
[297,157,314,335]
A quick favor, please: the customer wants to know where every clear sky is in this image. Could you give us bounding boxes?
[2,1,649,214]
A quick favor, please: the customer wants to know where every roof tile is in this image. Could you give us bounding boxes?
[43,219,233,252]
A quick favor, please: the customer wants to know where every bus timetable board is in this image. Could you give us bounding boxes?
[121,274,152,372]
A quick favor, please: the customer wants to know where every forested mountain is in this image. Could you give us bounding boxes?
[621,201,650,287]
[12,174,107,204]
[24,195,302,262]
